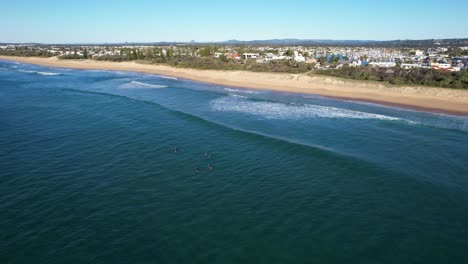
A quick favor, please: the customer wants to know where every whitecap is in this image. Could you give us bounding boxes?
[211,96,402,121]
[224,88,259,94]
[228,94,248,99]
[18,70,36,73]
[18,70,62,76]
[121,81,168,89]
[159,75,178,80]
[37,72,62,76]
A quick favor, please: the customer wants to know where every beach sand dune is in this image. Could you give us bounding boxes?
[1,55,467,115]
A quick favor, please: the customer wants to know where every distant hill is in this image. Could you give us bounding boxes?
[219,39,377,46]
[216,38,468,47]
[2,38,467,47]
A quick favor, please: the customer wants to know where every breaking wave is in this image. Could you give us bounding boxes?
[211,96,402,121]
[159,75,178,80]
[228,94,248,99]
[37,72,62,76]
[224,88,259,94]
[121,81,168,89]
[19,70,62,76]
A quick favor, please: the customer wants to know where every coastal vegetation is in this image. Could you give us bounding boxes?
[314,66,468,89]
[141,56,312,73]
[2,44,467,89]
[0,49,54,57]
[70,46,312,73]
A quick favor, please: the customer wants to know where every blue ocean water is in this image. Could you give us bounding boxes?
[1,60,468,263]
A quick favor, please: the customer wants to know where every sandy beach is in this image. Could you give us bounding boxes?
[2,55,468,115]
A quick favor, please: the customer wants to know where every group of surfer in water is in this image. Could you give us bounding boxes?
[172,147,213,173]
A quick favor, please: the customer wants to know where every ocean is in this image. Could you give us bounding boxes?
[1,60,468,263]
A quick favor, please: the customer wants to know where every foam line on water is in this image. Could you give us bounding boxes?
[18,70,62,76]
[158,75,178,80]
[228,94,248,99]
[211,96,403,121]
[120,81,168,89]
[224,88,259,94]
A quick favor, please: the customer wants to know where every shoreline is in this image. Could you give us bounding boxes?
[1,55,468,115]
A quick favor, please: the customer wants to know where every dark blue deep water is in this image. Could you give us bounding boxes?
[1,60,468,263]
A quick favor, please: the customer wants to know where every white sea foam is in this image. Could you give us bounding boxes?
[228,94,248,99]
[19,70,62,76]
[224,88,259,94]
[121,81,168,89]
[159,75,178,80]
[211,96,402,121]
[37,72,62,76]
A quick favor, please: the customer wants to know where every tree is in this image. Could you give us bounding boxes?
[396,58,402,67]
[284,49,294,56]
[83,48,88,59]
[166,48,173,60]
[220,54,228,62]
[199,46,213,57]
[318,56,327,66]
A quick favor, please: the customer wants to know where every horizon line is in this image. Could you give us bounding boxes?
[1,37,468,45]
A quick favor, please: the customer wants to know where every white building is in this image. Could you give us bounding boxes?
[369,62,396,67]
[293,51,305,62]
[350,59,362,66]
[414,50,425,56]
[431,63,451,69]
[243,53,259,60]
[401,63,420,69]
[264,53,279,61]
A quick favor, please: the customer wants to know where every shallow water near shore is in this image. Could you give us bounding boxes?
[1,60,468,263]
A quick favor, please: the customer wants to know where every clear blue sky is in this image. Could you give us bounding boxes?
[1,0,467,43]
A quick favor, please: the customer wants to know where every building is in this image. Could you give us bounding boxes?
[226,53,240,60]
[350,59,362,66]
[401,63,420,69]
[243,53,259,60]
[414,50,425,56]
[293,51,305,62]
[452,57,468,67]
[431,62,451,69]
[369,62,396,67]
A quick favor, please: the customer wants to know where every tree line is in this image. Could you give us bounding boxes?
[314,66,468,89]
[0,49,54,57]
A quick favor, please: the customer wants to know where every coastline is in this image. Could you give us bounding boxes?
[1,55,468,115]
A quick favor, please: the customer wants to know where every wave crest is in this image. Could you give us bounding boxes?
[121,81,168,89]
[211,96,401,121]
[19,70,62,76]
[159,75,178,80]
[224,88,259,94]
